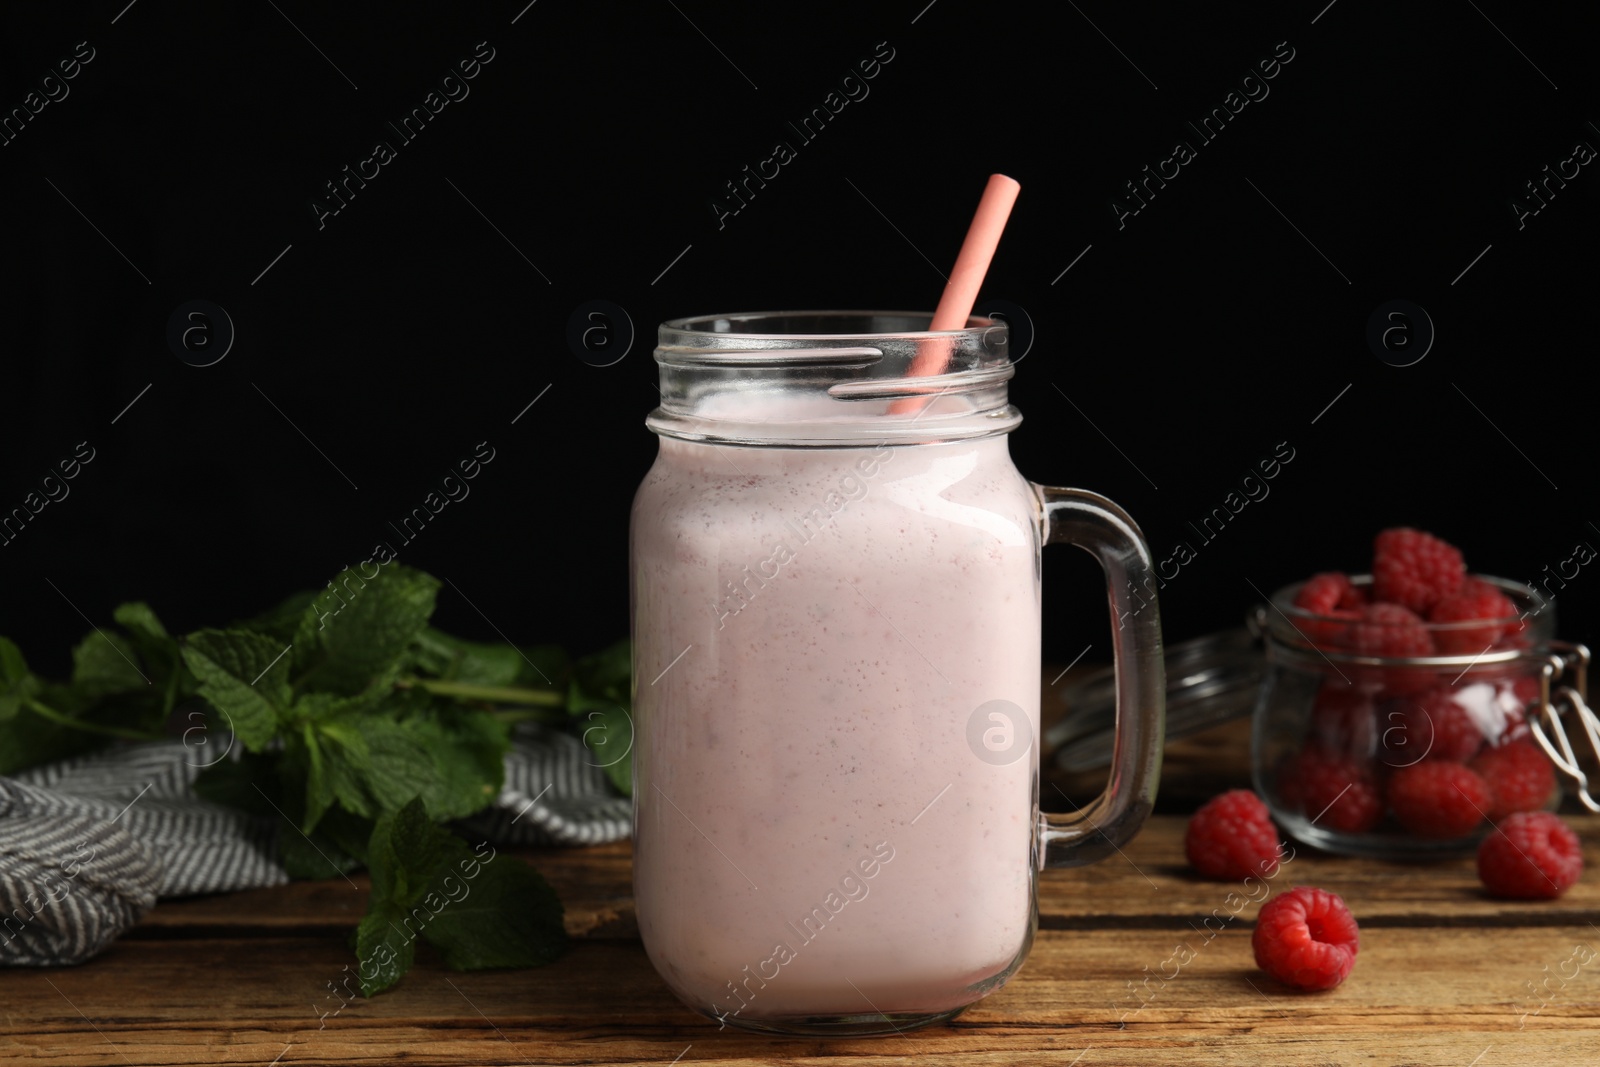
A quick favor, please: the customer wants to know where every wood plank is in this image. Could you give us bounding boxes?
[11,711,1600,1064]
[131,841,637,940]
[3,927,1595,1065]
[1034,812,1600,930]
[130,813,1600,939]
[18,681,1597,1066]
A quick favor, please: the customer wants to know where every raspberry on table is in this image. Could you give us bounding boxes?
[1477,812,1583,899]
[1386,761,1491,838]
[1379,686,1484,765]
[1185,790,1284,880]
[1252,886,1360,991]
[1372,528,1466,614]
[1279,747,1384,834]
[1470,740,1556,820]
[1429,580,1520,655]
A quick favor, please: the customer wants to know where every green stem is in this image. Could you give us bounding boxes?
[23,698,164,741]
[402,678,565,707]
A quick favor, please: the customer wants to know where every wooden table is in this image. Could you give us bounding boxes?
[6,718,1599,1065]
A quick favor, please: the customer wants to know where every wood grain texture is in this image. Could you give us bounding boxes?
[6,705,1600,1063]
[126,814,1600,937]
[4,928,1597,1065]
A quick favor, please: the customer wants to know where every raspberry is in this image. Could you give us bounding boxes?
[1348,603,1438,693]
[1349,603,1435,658]
[1386,761,1490,838]
[1309,682,1378,759]
[1477,812,1583,899]
[1185,790,1284,880]
[1293,573,1363,648]
[1429,581,1520,655]
[1494,625,1534,651]
[1296,572,1364,614]
[1470,740,1556,820]
[1252,886,1360,991]
[1378,686,1484,765]
[1373,528,1466,613]
[1279,748,1384,833]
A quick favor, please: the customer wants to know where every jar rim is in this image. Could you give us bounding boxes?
[1257,573,1556,668]
[648,309,1020,447]
[659,310,1002,347]
[1271,573,1548,631]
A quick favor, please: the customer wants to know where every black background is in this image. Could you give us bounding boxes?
[2,0,1595,679]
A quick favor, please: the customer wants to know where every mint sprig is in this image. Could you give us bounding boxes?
[0,564,629,993]
[357,798,565,996]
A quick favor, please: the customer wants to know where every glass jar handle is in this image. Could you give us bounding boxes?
[1033,485,1166,869]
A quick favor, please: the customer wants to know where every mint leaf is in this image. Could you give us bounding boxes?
[573,704,633,795]
[569,640,630,710]
[414,629,523,687]
[308,696,506,825]
[411,705,508,814]
[112,602,191,716]
[300,566,439,695]
[316,806,375,870]
[411,630,569,690]
[71,630,148,699]
[318,723,419,825]
[1,636,30,683]
[291,688,385,724]
[355,905,416,997]
[198,753,368,877]
[181,629,292,750]
[282,688,389,830]
[112,601,170,645]
[235,589,323,677]
[234,589,318,642]
[279,827,363,881]
[420,841,566,971]
[296,715,377,826]
[0,701,105,774]
[356,799,565,995]
[1,675,121,774]
[0,637,33,721]
[356,798,437,995]
[298,722,338,833]
[568,640,633,795]
[383,686,508,817]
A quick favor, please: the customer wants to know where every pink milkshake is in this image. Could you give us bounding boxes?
[632,432,1041,1028]
[631,311,1166,1036]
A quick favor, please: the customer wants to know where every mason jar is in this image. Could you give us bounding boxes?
[629,311,1166,1035]
[1251,575,1586,858]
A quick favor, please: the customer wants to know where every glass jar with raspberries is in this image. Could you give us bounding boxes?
[1251,528,1591,858]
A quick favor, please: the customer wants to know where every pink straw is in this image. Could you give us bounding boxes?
[891,173,1020,413]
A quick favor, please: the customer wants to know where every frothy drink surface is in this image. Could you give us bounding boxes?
[632,433,1041,1024]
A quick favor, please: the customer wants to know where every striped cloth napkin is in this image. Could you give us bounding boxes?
[0,727,629,967]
